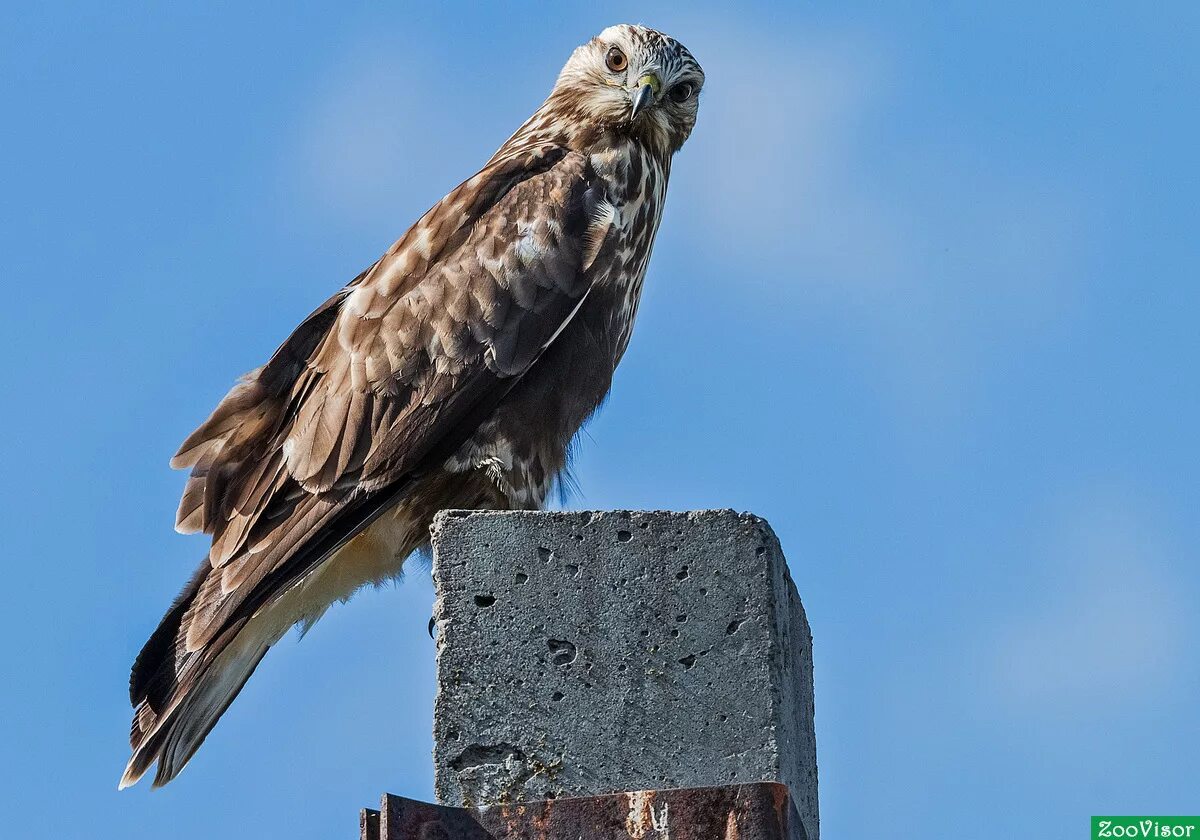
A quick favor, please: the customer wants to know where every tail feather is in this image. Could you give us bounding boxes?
[121,560,271,790]
[121,467,440,788]
[129,562,207,712]
[121,632,270,789]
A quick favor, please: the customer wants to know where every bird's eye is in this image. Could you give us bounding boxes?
[668,82,694,104]
[605,46,628,72]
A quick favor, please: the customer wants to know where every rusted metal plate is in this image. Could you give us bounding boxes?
[360,782,807,840]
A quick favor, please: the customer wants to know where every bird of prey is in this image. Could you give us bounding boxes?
[120,24,704,789]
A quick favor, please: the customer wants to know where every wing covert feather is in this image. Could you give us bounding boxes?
[172,146,612,652]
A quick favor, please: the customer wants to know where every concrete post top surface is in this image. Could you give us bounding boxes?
[429,509,818,840]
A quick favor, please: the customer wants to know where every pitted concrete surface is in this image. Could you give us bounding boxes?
[430,509,818,840]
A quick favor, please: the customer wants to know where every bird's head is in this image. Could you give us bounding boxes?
[547,24,704,157]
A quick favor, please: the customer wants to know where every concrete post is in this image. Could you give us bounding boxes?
[429,509,818,840]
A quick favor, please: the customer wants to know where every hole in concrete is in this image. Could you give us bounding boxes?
[675,566,690,580]
[678,654,697,670]
[514,572,529,584]
[756,545,767,556]
[547,639,577,665]
[638,521,648,529]
[639,628,650,637]
[699,587,708,596]
[551,691,565,702]
[719,714,728,723]
[565,563,579,577]
[726,618,744,634]
[449,742,526,772]
[537,547,554,562]
[616,529,633,542]
[618,663,627,672]
[474,594,496,608]
[676,614,688,623]
[670,629,680,638]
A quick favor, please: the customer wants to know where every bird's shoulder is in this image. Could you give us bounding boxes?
[170,141,616,596]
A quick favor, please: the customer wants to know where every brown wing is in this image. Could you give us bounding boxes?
[127,144,614,781]
[177,143,607,644]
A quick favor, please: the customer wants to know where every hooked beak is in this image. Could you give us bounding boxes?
[629,73,661,120]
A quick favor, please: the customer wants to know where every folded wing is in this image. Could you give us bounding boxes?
[124,144,614,787]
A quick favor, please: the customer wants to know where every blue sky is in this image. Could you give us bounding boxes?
[2,2,1197,837]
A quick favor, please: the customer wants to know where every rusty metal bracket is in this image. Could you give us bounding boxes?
[360,782,808,840]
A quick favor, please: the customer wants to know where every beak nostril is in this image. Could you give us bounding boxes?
[636,73,662,95]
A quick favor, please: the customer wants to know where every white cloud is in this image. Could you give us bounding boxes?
[667,18,1094,420]
[289,54,428,221]
[282,18,1097,426]
[984,491,1190,717]
[281,44,511,232]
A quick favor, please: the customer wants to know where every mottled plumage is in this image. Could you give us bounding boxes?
[122,23,704,788]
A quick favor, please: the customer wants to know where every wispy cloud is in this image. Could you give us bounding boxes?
[285,18,1097,426]
[285,52,437,226]
[983,490,1191,717]
[282,42,510,232]
[669,19,1095,418]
